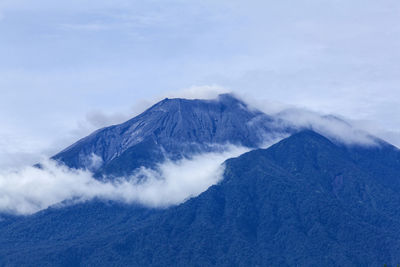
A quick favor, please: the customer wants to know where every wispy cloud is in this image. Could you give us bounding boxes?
[234,93,381,146]
[166,85,229,100]
[274,109,379,146]
[0,145,250,215]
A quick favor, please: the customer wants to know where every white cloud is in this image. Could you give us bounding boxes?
[165,85,229,100]
[273,108,379,146]
[351,120,400,149]
[234,93,380,146]
[0,145,250,215]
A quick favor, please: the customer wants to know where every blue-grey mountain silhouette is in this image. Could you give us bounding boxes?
[0,95,399,266]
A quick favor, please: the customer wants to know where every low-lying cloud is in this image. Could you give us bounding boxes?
[0,145,250,215]
[273,108,379,146]
[235,93,381,147]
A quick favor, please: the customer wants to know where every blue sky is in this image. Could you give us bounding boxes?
[1,0,400,167]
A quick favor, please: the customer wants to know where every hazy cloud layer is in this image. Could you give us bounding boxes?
[274,109,378,146]
[234,92,393,147]
[0,145,250,215]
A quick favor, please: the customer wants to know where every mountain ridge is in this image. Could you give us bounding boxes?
[1,130,400,266]
[1,95,399,266]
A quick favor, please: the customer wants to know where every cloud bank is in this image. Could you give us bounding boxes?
[0,145,249,215]
[233,93,380,147]
[274,108,379,146]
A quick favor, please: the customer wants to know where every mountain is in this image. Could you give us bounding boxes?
[52,94,286,178]
[1,130,400,266]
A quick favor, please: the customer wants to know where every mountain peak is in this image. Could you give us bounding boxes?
[53,93,281,176]
[144,94,242,116]
[287,129,332,142]
[217,93,245,104]
[152,93,246,109]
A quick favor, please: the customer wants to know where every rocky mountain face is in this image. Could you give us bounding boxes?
[1,131,400,266]
[53,94,286,178]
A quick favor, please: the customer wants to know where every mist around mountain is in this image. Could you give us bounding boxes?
[1,130,400,266]
[0,94,288,214]
[52,93,286,178]
[0,94,399,266]
[52,93,380,180]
